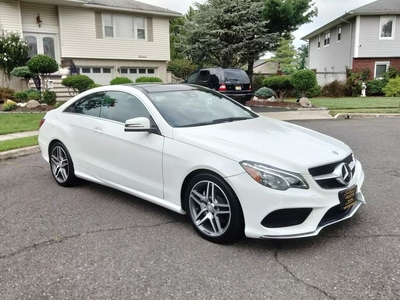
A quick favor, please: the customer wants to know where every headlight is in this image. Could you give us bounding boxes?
[240,161,309,191]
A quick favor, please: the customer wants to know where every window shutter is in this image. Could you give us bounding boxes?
[95,12,103,39]
[147,17,153,42]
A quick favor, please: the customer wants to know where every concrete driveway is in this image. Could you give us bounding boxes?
[1,119,399,299]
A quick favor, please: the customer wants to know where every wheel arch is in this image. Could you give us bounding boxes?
[180,168,243,214]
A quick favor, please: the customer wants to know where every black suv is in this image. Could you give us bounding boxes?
[185,68,252,104]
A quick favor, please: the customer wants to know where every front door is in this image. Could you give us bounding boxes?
[24,33,59,62]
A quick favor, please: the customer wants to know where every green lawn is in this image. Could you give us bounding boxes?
[0,113,45,135]
[287,97,400,110]
[0,135,38,152]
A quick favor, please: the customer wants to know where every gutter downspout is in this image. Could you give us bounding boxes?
[341,18,353,70]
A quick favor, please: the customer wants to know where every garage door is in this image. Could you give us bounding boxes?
[78,67,113,85]
[119,67,157,82]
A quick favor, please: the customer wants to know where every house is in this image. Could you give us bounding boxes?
[0,0,181,90]
[253,59,279,75]
[302,0,400,85]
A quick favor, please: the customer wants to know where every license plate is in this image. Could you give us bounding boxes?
[339,185,357,210]
[235,86,242,90]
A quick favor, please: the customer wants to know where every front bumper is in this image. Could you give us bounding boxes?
[226,160,365,239]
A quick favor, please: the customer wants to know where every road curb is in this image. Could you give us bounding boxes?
[334,113,400,119]
[0,146,40,160]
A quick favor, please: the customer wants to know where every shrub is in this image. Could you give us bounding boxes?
[366,79,386,96]
[135,77,163,83]
[346,68,371,97]
[254,87,275,98]
[0,31,29,82]
[291,70,317,97]
[62,75,95,93]
[383,77,400,97]
[27,54,59,76]
[13,91,28,102]
[322,80,347,98]
[110,77,133,85]
[88,83,102,89]
[2,100,17,111]
[42,90,57,105]
[11,66,37,82]
[27,90,41,101]
[167,59,198,79]
[0,87,15,101]
[252,74,265,93]
[307,84,322,98]
[53,101,64,109]
[263,75,293,101]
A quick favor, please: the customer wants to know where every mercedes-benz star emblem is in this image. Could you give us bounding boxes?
[334,163,352,185]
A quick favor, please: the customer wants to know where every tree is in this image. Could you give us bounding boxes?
[291,69,317,97]
[263,75,293,101]
[0,31,29,87]
[269,35,298,74]
[27,54,59,91]
[297,44,308,70]
[181,0,317,81]
[181,0,278,69]
[170,7,196,60]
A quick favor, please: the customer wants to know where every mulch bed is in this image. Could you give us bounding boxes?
[0,103,53,113]
[245,100,301,108]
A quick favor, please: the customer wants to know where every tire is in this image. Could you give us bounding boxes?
[49,142,78,187]
[185,173,244,243]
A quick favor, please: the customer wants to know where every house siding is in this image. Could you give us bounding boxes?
[59,6,170,61]
[20,2,59,34]
[353,57,400,79]
[0,0,22,33]
[358,15,400,57]
[308,21,353,73]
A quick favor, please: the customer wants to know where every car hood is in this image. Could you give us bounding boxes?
[172,117,351,174]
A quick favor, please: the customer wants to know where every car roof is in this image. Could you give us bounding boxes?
[127,83,198,93]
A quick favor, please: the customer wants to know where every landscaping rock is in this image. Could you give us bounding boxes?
[6,99,16,105]
[16,103,27,107]
[266,96,277,102]
[299,97,312,108]
[40,103,48,108]
[26,100,40,109]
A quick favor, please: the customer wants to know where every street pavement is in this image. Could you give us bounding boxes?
[1,118,400,299]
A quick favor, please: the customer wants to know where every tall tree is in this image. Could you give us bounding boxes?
[181,0,278,68]
[169,7,196,61]
[269,35,298,74]
[297,44,309,70]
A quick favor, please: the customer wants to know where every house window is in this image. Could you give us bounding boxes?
[130,68,137,74]
[380,16,395,39]
[103,13,146,40]
[147,69,155,74]
[103,68,111,73]
[82,68,91,73]
[324,31,330,46]
[93,68,101,73]
[139,69,146,74]
[318,35,321,48]
[337,25,342,42]
[375,62,390,78]
[120,68,128,74]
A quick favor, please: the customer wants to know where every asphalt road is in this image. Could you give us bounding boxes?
[1,118,399,300]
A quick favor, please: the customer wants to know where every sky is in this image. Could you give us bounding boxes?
[140,0,376,48]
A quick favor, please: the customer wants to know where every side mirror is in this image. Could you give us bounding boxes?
[124,117,157,133]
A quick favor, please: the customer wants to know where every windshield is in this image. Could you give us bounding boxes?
[148,89,258,128]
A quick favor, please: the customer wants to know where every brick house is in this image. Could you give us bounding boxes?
[302,0,400,85]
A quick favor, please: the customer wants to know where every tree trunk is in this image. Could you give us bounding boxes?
[246,60,254,87]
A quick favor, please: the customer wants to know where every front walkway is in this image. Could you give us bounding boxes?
[0,130,39,142]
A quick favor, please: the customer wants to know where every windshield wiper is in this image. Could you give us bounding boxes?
[178,121,214,128]
[211,117,252,124]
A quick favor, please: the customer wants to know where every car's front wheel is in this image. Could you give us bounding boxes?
[185,173,244,243]
[49,142,78,187]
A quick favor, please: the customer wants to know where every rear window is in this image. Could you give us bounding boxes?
[223,69,250,83]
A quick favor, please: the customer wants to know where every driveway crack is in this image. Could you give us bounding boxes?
[274,242,336,300]
[0,220,181,260]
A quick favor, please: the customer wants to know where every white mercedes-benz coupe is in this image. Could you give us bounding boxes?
[39,84,366,243]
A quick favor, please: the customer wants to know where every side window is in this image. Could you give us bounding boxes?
[197,70,210,82]
[186,70,199,83]
[68,92,105,117]
[100,91,150,123]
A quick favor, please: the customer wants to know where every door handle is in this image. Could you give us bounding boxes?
[93,126,103,134]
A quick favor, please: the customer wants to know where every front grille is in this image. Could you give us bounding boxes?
[318,205,352,227]
[309,154,356,189]
[261,208,312,228]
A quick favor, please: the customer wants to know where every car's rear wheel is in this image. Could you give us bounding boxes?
[185,173,244,243]
[49,142,78,187]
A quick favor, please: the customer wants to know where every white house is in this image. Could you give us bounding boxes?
[0,0,180,88]
[302,0,400,85]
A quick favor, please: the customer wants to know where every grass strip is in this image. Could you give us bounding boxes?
[0,135,38,152]
[0,113,45,135]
